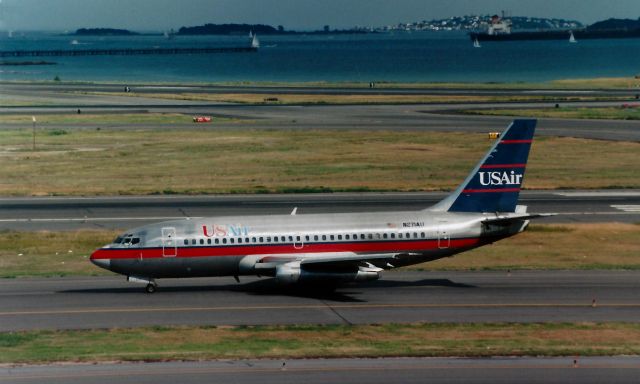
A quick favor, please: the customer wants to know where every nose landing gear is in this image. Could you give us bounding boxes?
[127,276,158,293]
[145,283,157,294]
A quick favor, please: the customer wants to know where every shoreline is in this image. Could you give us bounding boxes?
[2,76,640,90]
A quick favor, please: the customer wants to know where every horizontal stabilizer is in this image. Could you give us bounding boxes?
[482,213,556,225]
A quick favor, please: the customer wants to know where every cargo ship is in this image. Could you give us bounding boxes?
[470,16,640,41]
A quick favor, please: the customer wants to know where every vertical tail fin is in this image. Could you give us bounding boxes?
[430,119,537,213]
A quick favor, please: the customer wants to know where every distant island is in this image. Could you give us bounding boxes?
[470,16,640,41]
[588,18,640,31]
[177,23,367,35]
[73,28,139,36]
[369,15,583,33]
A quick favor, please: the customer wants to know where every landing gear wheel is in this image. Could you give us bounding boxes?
[145,283,157,294]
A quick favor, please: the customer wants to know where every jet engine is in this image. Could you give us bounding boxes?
[274,261,382,285]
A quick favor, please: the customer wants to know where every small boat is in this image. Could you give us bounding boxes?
[251,34,260,49]
[249,30,253,38]
[569,31,577,43]
[71,39,79,45]
[473,38,481,48]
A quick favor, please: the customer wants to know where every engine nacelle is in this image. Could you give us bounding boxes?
[274,261,382,285]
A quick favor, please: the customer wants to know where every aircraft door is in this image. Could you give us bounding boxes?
[293,234,304,250]
[162,227,178,257]
[437,226,450,249]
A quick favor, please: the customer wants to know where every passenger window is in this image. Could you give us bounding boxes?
[305,235,310,241]
[288,236,293,242]
[391,233,395,239]
[191,239,196,245]
[330,235,334,240]
[360,234,365,240]
[252,237,257,243]
[259,237,264,243]
[199,239,204,245]
[222,238,227,244]
[215,238,220,244]
[338,235,342,240]
[383,234,388,239]
[368,234,373,240]
[421,232,425,238]
[345,234,350,240]
[207,238,211,244]
[230,238,235,244]
[314,235,318,241]
[238,238,242,244]
[414,232,418,238]
[322,235,326,240]
[184,239,189,245]
[267,237,271,243]
[296,236,301,241]
[281,236,286,242]
[245,237,250,243]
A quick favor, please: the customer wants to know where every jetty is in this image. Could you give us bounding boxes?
[0,46,257,58]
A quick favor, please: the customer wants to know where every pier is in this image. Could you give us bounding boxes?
[0,46,257,58]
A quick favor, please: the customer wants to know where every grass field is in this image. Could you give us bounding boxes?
[30,76,640,89]
[82,91,633,105]
[464,106,640,120]
[0,128,638,196]
[0,113,220,125]
[2,323,639,363]
[1,224,638,278]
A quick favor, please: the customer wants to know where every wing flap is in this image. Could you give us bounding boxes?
[246,252,397,271]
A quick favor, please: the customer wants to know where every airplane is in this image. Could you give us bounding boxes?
[91,119,551,293]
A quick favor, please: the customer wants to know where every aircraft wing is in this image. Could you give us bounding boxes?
[250,252,397,271]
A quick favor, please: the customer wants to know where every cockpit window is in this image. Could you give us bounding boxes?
[131,238,140,245]
[123,238,132,245]
[113,237,124,244]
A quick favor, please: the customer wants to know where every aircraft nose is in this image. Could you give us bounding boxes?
[90,250,111,270]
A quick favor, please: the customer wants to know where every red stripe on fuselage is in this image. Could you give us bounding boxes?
[90,238,484,260]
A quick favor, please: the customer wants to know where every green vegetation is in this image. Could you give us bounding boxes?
[0,128,638,196]
[0,113,226,125]
[2,323,640,363]
[2,224,639,278]
[82,91,631,105]
[0,230,117,278]
[420,223,640,271]
[464,106,640,120]
[26,76,638,89]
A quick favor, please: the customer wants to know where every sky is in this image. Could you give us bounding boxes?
[1,0,640,31]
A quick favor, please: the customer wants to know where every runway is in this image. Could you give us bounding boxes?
[2,271,640,332]
[0,190,638,231]
[3,357,640,384]
[2,83,640,142]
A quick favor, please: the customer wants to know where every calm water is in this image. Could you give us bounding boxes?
[1,32,639,83]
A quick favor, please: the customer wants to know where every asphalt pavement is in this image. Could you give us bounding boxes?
[2,271,639,332]
[3,357,640,384]
[0,190,638,231]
